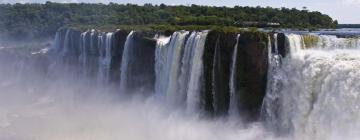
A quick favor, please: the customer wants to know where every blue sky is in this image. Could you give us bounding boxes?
[0,0,359,23]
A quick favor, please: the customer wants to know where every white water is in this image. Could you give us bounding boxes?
[48,29,80,82]
[228,34,241,117]
[178,32,196,105]
[0,47,282,140]
[5,29,360,140]
[261,34,282,131]
[263,34,360,140]
[164,31,189,105]
[154,35,171,98]
[61,29,71,56]
[98,32,113,84]
[316,35,360,49]
[154,31,189,105]
[52,30,63,53]
[154,31,208,112]
[0,86,278,140]
[183,31,208,113]
[79,31,89,76]
[119,31,134,94]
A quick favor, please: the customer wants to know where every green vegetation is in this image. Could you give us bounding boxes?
[0,2,337,39]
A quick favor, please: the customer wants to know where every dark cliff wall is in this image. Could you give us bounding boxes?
[204,31,268,119]
[62,29,81,66]
[125,32,157,94]
[52,27,270,119]
[237,32,268,120]
[277,33,287,58]
[110,30,129,86]
[83,31,99,78]
[204,31,238,116]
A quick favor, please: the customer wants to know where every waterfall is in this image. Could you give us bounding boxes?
[316,35,360,49]
[52,30,64,54]
[98,32,113,84]
[42,28,360,140]
[164,31,189,104]
[154,35,171,97]
[119,31,135,94]
[49,29,80,76]
[78,29,105,80]
[185,31,208,113]
[211,35,231,115]
[79,31,89,76]
[288,34,302,56]
[154,31,189,105]
[262,34,360,139]
[178,32,196,104]
[228,34,240,117]
[153,31,208,111]
[261,33,283,132]
[61,29,71,57]
[97,32,106,84]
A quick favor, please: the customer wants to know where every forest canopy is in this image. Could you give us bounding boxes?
[0,2,338,39]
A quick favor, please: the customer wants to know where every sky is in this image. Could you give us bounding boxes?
[0,0,359,24]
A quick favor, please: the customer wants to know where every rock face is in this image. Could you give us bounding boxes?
[204,31,238,116]
[236,32,268,120]
[276,33,288,58]
[60,29,82,67]
[122,32,157,94]
[50,28,270,119]
[110,30,129,86]
[204,31,268,118]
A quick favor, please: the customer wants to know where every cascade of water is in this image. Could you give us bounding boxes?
[48,30,65,73]
[274,34,279,54]
[154,30,209,110]
[228,34,241,117]
[154,35,171,98]
[119,31,135,94]
[89,30,99,77]
[178,32,196,104]
[52,31,63,54]
[89,29,98,56]
[261,33,284,132]
[154,35,168,94]
[79,31,89,76]
[97,32,106,84]
[314,35,360,49]
[48,30,63,79]
[263,34,360,139]
[98,32,113,84]
[61,29,71,57]
[185,31,208,113]
[105,33,113,80]
[164,31,189,105]
[286,34,303,57]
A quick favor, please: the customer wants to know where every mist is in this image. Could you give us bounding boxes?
[0,44,283,140]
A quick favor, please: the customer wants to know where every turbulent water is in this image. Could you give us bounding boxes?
[1,28,360,140]
[0,43,278,140]
[155,31,189,105]
[98,32,114,84]
[263,34,360,140]
[119,31,134,94]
